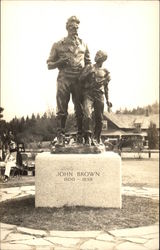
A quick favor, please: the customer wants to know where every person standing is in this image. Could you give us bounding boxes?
[79,50,112,145]
[47,16,91,146]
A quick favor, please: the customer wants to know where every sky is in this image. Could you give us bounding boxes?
[1,0,159,121]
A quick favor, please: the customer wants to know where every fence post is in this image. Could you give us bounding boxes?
[148,150,151,158]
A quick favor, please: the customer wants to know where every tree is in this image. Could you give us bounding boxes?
[36,113,41,120]
[147,122,159,149]
[0,107,4,119]
[19,117,25,132]
[115,102,159,115]
[9,116,19,134]
[30,113,36,127]
[0,107,8,145]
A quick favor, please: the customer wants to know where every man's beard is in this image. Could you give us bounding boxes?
[70,29,78,37]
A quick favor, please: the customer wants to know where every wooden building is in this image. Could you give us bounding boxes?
[101,112,159,146]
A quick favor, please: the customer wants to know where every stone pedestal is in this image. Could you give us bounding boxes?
[35,152,121,208]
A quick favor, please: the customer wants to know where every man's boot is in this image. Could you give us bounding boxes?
[76,133,83,144]
[84,132,92,146]
[55,116,66,147]
[76,116,83,144]
[94,122,103,145]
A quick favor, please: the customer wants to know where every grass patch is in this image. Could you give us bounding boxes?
[0,195,158,231]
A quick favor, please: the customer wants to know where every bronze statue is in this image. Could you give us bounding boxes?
[79,50,112,145]
[47,16,91,147]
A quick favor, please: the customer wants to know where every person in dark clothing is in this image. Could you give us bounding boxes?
[79,50,112,145]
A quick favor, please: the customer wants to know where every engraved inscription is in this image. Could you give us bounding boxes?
[57,171,73,177]
[56,171,100,181]
[77,172,100,177]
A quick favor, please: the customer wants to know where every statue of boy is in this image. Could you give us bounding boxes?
[79,50,112,145]
[47,16,91,147]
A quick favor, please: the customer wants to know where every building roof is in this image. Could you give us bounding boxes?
[103,112,128,128]
[104,112,159,129]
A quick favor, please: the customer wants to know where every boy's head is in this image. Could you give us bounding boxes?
[94,50,108,63]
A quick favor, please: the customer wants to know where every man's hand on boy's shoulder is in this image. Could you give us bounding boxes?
[85,64,93,71]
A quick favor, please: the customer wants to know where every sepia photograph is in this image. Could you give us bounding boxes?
[0,1,159,249]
